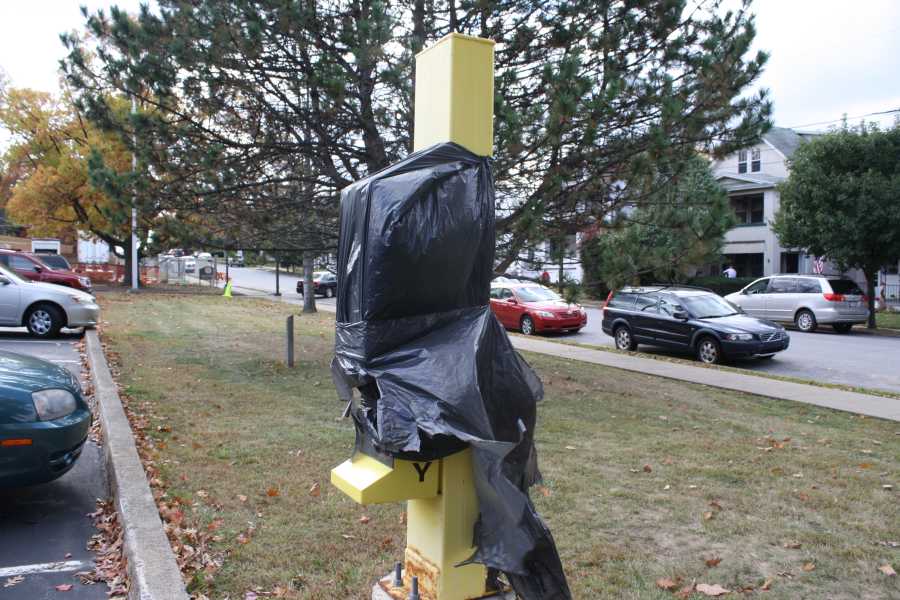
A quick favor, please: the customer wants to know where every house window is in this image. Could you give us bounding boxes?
[723,253,764,278]
[780,252,800,273]
[751,148,761,172]
[731,193,765,225]
[738,150,748,174]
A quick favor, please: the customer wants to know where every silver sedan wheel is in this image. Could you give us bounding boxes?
[325,287,334,298]
[698,339,719,364]
[615,328,631,350]
[29,310,53,336]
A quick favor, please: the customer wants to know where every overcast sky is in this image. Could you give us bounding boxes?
[1,0,898,144]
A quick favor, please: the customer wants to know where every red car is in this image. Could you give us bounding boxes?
[0,250,93,293]
[489,283,587,335]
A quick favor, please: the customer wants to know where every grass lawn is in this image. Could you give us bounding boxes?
[877,311,900,330]
[99,293,900,599]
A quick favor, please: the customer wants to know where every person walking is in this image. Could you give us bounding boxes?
[723,264,737,279]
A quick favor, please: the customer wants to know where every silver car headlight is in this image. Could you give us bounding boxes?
[724,333,754,341]
[32,389,77,421]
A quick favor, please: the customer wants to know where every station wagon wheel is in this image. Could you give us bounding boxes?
[324,287,334,299]
[520,315,535,336]
[25,304,64,339]
[832,323,852,334]
[696,337,722,365]
[795,309,817,333]
[614,325,637,351]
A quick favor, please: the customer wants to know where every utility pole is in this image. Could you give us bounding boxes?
[131,95,139,291]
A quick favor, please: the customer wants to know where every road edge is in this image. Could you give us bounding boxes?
[85,329,190,600]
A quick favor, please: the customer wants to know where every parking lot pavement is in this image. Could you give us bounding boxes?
[0,329,108,599]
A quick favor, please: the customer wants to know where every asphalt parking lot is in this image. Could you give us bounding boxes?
[0,329,107,599]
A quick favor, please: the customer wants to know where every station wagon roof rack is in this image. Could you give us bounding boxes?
[622,283,714,294]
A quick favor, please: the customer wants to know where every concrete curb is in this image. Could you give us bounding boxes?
[85,330,190,600]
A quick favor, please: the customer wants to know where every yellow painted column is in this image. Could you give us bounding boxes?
[403,33,496,600]
[330,32,496,600]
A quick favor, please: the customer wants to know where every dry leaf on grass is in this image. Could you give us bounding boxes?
[703,511,714,521]
[309,483,321,497]
[656,577,681,591]
[878,564,897,576]
[643,464,652,473]
[535,485,551,497]
[266,487,279,497]
[237,494,248,503]
[761,578,773,590]
[705,557,722,568]
[695,583,730,596]
[675,584,695,598]
[782,541,801,549]
[359,515,371,524]
[802,562,816,572]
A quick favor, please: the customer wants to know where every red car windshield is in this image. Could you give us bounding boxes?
[515,286,561,302]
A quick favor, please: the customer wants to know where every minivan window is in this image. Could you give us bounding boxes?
[745,278,769,294]
[768,278,798,293]
[797,279,821,293]
[827,279,864,295]
[609,292,637,309]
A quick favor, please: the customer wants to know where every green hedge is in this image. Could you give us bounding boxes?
[688,276,757,296]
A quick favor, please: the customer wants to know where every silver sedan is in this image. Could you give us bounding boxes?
[0,265,100,338]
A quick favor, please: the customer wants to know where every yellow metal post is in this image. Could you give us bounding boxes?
[330,32,496,600]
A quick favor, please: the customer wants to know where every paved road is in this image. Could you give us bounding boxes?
[225,266,900,395]
[0,330,107,599]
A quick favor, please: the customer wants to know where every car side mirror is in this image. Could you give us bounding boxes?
[673,310,689,320]
[34,266,42,273]
[0,277,9,286]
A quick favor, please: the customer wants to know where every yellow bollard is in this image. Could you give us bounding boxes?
[330,33,499,600]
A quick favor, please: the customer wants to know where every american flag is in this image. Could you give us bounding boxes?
[812,256,825,274]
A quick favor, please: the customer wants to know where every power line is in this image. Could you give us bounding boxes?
[786,107,900,130]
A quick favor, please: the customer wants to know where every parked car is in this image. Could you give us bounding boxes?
[601,286,789,364]
[0,250,93,293]
[0,265,100,338]
[0,350,92,487]
[489,283,587,335]
[297,271,337,298]
[184,258,197,274]
[725,275,868,333]
[33,254,72,271]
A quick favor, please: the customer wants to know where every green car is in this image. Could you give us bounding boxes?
[0,350,91,487]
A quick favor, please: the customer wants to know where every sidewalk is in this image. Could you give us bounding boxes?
[231,290,900,422]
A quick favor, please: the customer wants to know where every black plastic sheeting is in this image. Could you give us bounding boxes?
[331,142,571,600]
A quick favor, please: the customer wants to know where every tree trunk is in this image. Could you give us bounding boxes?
[303,251,317,314]
[865,267,877,329]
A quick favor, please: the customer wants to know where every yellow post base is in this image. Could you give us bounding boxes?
[331,453,439,504]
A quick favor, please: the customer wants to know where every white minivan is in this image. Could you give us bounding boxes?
[725,275,868,333]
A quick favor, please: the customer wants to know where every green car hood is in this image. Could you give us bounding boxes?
[0,350,81,424]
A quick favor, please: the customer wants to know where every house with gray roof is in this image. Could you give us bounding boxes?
[710,127,821,278]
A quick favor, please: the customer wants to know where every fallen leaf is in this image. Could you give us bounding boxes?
[237,494,248,503]
[341,534,356,539]
[859,463,873,469]
[565,445,577,450]
[708,500,723,511]
[309,483,321,497]
[359,515,370,524]
[266,487,280,497]
[643,464,652,473]
[656,577,680,591]
[196,490,209,498]
[761,578,773,590]
[696,583,730,596]
[55,584,74,592]
[802,562,815,572]
[663,484,671,491]
[705,557,722,568]
[675,584,695,598]
[535,485,551,497]
[879,564,897,576]
[703,511,714,521]
[783,541,802,549]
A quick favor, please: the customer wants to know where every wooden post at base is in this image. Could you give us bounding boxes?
[286,315,295,367]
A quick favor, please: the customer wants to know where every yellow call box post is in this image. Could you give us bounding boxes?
[330,33,504,600]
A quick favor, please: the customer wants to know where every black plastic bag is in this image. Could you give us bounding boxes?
[332,142,572,599]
